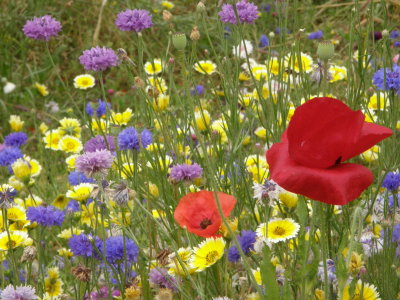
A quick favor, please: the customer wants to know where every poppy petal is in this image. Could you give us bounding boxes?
[267,142,374,205]
[287,97,365,168]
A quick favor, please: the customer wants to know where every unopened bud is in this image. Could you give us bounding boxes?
[382,29,390,37]
[269,31,275,38]
[317,41,334,60]
[172,33,187,50]
[134,77,145,88]
[190,26,200,41]
[196,1,206,13]
[163,10,172,22]
[21,246,36,262]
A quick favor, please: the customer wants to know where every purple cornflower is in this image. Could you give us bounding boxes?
[67,171,95,186]
[22,15,61,41]
[0,284,37,300]
[66,199,80,213]
[75,149,114,177]
[394,41,400,48]
[84,135,116,153]
[79,46,118,72]
[69,234,103,259]
[4,132,28,148]
[105,236,139,264]
[219,0,260,25]
[169,163,203,183]
[190,85,205,96]
[308,30,323,40]
[148,267,178,291]
[317,259,337,283]
[390,30,400,39]
[228,230,256,262]
[0,147,23,167]
[382,171,400,191]
[86,286,121,300]
[259,34,269,47]
[118,127,152,151]
[26,205,65,226]
[115,9,153,32]
[86,99,110,117]
[372,64,400,93]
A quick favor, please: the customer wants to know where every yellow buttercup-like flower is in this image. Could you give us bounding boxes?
[66,183,94,202]
[57,228,83,239]
[66,154,78,169]
[34,82,49,96]
[43,130,61,150]
[278,191,298,208]
[144,59,163,75]
[368,92,388,110]
[91,118,108,133]
[343,280,380,300]
[254,127,267,139]
[7,205,26,222]
[194,110,211,131]
[39,122,49,134]
[11,159,32,182]
[153,94,170,112]
[52,194,70,210]
[73,74,96,89]
[58,135,83,153]
[57,248,73,257]
[267,57,282,76]
[285,52,313,73]
[190,237,225,271]
[111,108,133,126]
[44,267,63,298]
[0,230,29,250]
[59,118,81,137]
[15,194,43,208]
[194,60,217,75]
[256,218,300,243]
[211,119,228,143]
[329,65,347,82]
[147,77,168,93]
[9,115,24,132]
[361,145,380,163]
[168,247,197,275]
[161,1,174,9]
[252,268,262,285]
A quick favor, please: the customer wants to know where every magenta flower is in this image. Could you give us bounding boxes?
[115,9,153,32]
[218,0,260,24]
[75,149,114,177]
[22,15,61,41]
[79,46,118,71]
[0,284,37,300]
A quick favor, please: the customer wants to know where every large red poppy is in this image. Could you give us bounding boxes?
[266,97,392,205]
[174,190,236,237]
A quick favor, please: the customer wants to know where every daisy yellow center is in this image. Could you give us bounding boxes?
[81,79,89,86]
[273,226,286,236]
[205,250,219,264]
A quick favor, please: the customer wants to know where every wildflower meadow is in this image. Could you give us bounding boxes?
[1,0,400,299]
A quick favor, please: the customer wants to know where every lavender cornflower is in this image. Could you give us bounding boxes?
[0,147,23,167]
[115,9,153,32]
[22,15,61,41]
[317,259,337,283]
[228,230,256,262]
[79,46,118,72]
[140,129,153,149]
[86,99,110,117]
[390,30,400,39]
[169,163,203,183]
[382,171,400,191]
[308,30,323,40]
[259,34,269,47]
[118,127,152,151]
[27,205,65,226]
[4,132,28,148]
[372,64,400,93]
[190,85,205,96]
[84,135,116,153]
[148,268,178,291]
[69,234,103,259]
[105,236,139,264]
[219,0,260,25]
[67,171,95,186]
[0,284,37,300]
[75,149,114,177]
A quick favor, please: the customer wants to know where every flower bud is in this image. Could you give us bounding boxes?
[134,77,145,88]
[21,246,36,262]
[190,26,200,41]
[163,10,172,22]
[317,41,334,60]
[172,33,187,50]
[196,1,206,13]
[382,29,390,37]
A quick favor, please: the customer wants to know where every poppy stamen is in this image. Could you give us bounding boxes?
[200,218,212,229]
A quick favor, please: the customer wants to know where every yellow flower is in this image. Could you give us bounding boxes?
[8,176,25,191]
[368,92,388,110]
[34,82,49,96]
[361,145,379,162]
[329,65,347,82]
[168,247,197,275]
[81,202,108,227]
[267,57,282,76]
[247,293,260,300]
[125,286,141,299]
[23,156,41,177]
[120,162,136,179]
[279,191,298,208]
[73,74,95,89]
[15,194,43,208]
[153,94,170,111]
[254,127,267,139]
[11,159,32,182]
[39,122,49,134]
[251,64,268,81]
[348,252,364,274]
[194,60,217,75]
[7,205,26,221]
[59,135,83,153]
[144,59,163,75]
[57,248,73,257]
[211,120,228,143]
[9,115,24,132]
[43,129,61,150]
[152,209,165,219]
[190,237,225,271]
[148,182,159,197]
[52,194,70,209]
[314,288,325,300]
[66,154,78,169]
[0,230,29,250]
[45,267,63,298]
[252,83,270,100]
[252,268,262,285]
[66,183,94,202]
[219,218,238,238]
[257,218,300,243]
[147,77,168,93]
[194,110,211,131]
[147,155,173,171]
[91,118,108,133]
[285,52,313,73]
[111,108,133,126]
[57,228,83,239]
[343,280,380,300]
[59,118,81,137]
[161,1,174,9]
[239,71,251,81]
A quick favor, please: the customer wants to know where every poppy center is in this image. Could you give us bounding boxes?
[273,226,286,236]
[335,156,342,165]
[206,250,219,264]
[200,218,212,229]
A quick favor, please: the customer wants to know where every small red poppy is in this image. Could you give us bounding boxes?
[266,97,393,205]
[174,190,236,238]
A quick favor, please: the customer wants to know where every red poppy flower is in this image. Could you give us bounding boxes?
[266,97,392,205]
[174,190,236,237]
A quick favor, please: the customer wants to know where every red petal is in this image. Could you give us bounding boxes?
[287,97,365,168]
[342,122,393,161]
[266,142,374,205]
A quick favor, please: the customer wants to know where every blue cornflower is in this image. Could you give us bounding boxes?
[317,259,337,283]
[262,4,271,12]
[372,65,400,93]
[140,129,153,149]
[118,127,139,150]
[228,246,240,262]
[390,30,400,39]
[382,172,400,190]
[67,171,95,186]
[0,147,23,166]
[26,205,65,226]
[4,132,28,148]
[66,199,80,213]
[227,230,256,262]
[190,85,205,96]
[394,41,400,48]
[393,224,400,242]
[86,102,94,116]
[86,99,110,117]
[259,34,269,47]
[105,236,139,264]
[69,234,103,259]
[308,30,323,40]
[224,26,232,39]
